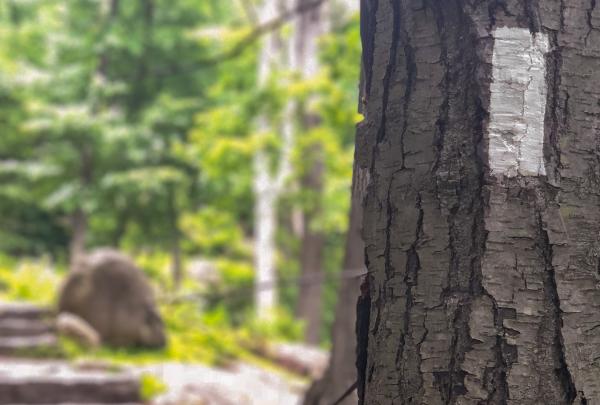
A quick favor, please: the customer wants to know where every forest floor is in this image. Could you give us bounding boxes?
[0,357,307,404]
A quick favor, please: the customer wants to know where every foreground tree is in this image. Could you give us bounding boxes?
[358,1,600,404]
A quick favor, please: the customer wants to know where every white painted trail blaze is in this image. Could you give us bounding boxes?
[488,27,550,177]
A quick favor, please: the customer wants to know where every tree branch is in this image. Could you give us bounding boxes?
[237,0,259,24]
[153,0,328,76]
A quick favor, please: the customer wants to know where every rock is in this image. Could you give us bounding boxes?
[58,249,166,348]
[0,302,58,356]
[0,317,53,337]
[0,359,141,404]
[56,312,101,348]
[135,362,305,405]
[254,342,329,379]
[0,334,58,356]
[0,302,53,320]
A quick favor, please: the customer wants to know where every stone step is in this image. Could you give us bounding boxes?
[0,360,141,404]
[0,334,58,356]
[0,303,53,321]
[0,318,54,337]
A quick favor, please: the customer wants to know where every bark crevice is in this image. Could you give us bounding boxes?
[522,0,540,33]
[398,4,417,170]
[585,0,597,45]
[535,211,578,403]
[360,0,379,103]
[397,192,425,399]
[431,2,450,178]
[375,0,401,144]
[546,29,564,184]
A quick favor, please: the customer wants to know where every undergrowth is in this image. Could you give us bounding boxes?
[0,255,304,369]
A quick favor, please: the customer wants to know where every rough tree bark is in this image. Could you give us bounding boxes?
[357,1,600,404]
[295,0,328,345]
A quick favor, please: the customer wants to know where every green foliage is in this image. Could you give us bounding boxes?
[0,0,361,355]
[135,251,174,291]
[201,259,255,325]
[0,259,62,304]
[181,209,251,258]
[243,310,304,344]
[0,257,305,368]
[140,374,168,402]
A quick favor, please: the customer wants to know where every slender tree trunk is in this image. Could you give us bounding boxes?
[357,1,600,404]
[296,144,325,344]
[69,208,87,268]
[294,0,328,345]
[167,185,182,289]
[253,0,294,319]
[69,0,120,269]
[303,161,368,405]
[303,3,361,400]
[111,209,128,248]
[70,143,93,269]
[254,183,278,317]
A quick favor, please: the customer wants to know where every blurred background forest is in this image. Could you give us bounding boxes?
[0,0,361,402]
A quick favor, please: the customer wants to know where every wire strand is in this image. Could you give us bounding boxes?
[161,267,369,305]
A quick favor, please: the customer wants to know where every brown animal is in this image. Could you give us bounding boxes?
[58,249,166,348]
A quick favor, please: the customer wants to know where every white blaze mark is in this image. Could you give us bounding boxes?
[488,27,550,177]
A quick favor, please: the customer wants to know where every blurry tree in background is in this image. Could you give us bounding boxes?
[188,0,361,338]
[0,0,228,280]
[252,0,294,320]
[294,0,329,345]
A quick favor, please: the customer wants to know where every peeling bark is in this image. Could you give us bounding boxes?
[358,1,600,404]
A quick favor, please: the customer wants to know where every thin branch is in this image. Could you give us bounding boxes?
[152,0,328,76]
[160,267,368,305]
[237,0,259,24]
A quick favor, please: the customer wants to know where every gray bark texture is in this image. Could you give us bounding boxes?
[357,1,600,404]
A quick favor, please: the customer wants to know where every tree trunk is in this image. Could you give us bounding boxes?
[68,0,119,269]
[297,144,325,345]
[303,161,368,405]
[253,0,294,319]
[294,0,328,345]
[69,208,87,268]
[167,185,182,289]
[111,209,128,248]
[254,184,278,318]
[357,1,600,404]
[70,143,93,269]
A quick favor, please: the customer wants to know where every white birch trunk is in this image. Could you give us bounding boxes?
[253,161,278,318]
[253,0,294,319]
